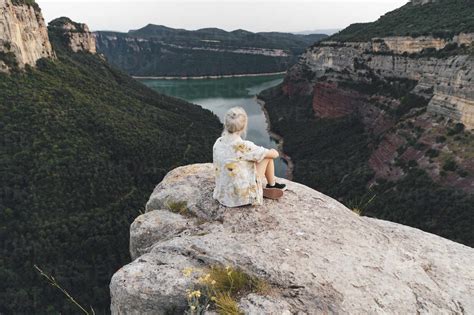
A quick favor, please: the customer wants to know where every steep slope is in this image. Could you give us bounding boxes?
[0,3,221,313]
[94,25,327,77]
[259,0,474,246]
[110,164,474,314]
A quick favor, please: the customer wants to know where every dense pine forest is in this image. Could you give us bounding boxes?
[0,26,221,313]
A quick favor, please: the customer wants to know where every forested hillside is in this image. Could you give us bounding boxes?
[0,23,221,313]
[330,0,474,41]
[95,25,327,77]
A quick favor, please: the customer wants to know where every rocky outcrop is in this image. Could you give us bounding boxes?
[110,164,474,314]
[49,17,96,54]
[0,0,55,71]
[371,33,474,54]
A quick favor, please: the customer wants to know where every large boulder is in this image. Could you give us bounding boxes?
[110,163,474,314]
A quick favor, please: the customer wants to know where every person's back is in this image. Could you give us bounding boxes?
[213,107,286,208]
[213,133,268,207]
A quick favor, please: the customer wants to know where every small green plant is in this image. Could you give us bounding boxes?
[457,169,469,178]
[166,200,195,217]
[442,158,457,172]
[425,148,439,158]
[396,145,407,156]
[11,0,38,9]
[408,160,418,168]
[347,192,376,216]
[0,51,18,69]
[34,265,95,315]
[447,123,465,136]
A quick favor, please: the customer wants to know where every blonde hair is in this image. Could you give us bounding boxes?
[223,107,248,139]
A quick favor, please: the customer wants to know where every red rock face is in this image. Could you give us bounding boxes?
[366,112,474,194]
[281,61,474,194]
[359,98,397,136]
[312,82,364,118]
[369,133,405,181]
[281,64,314,97]
[282,80,313,97]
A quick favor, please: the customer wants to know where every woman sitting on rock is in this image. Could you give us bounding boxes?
[213,107,286,207]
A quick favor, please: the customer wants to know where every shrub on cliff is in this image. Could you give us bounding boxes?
[11,0,39,10]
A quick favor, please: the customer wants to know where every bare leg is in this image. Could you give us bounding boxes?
[256,158,276,185]
[257,158,283,200]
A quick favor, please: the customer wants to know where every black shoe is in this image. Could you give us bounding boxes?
[266,182,286,190]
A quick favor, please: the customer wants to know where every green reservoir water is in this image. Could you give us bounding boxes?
[140,74,288,178]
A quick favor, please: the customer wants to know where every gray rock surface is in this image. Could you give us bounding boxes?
[111,163,474,314]
[129,210,192,260]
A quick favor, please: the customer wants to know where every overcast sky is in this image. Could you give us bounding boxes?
[37,0,409,33]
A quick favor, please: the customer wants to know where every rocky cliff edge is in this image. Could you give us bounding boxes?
[110,163,474,314]
[49,17,97,54]
[0,0,55,72]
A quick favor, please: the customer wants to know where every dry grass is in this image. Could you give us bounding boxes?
[215,292,244,315]
[166,200,195,217]
[34,265,95,315]
[346,192,376,216]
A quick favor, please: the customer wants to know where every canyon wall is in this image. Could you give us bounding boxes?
[0,0,55,72]
[93,26,327,77]
[296,35,474,129]
[276,33,473,193]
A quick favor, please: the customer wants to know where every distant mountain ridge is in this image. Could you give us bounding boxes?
[294,28,341,36]
[94,24,328,77]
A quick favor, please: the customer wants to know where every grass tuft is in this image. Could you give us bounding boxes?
[183,265,270,314]
[166,200,195,217]
[347,192,376,216]
[215,292,244,315]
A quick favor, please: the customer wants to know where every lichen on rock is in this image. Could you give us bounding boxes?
[110,163,474,314]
